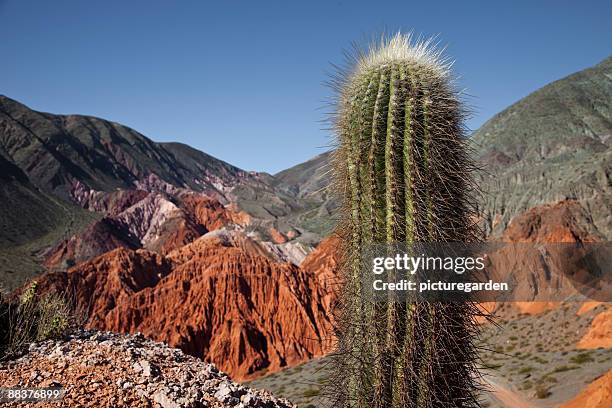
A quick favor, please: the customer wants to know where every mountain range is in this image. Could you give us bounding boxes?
[0,95,319,290]
[271,56,612,239]
[1,56,611,390]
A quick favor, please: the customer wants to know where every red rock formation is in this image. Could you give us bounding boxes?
[44,193,251,268]
[556,370,612,408]
[481,200,607,318]
[35,231,334,380]
[503,199,599,243]
[43,218,139,269]
[36,248,172,323]
[268,227,288,244]
[577,301,605,315]
[70,183,150,216]
[112,193,210,255]
[577,307,612,349]
[180,194,251,230]
[108,234,333,379]
[300,235,342,315]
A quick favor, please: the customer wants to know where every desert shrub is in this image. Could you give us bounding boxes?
[535,384,551,399]
[570,352,594,364]
[538,375,557,384]
[550,365,578,374]
[303,389,320,398]
[35,293,70,341]
[0,282,71,359]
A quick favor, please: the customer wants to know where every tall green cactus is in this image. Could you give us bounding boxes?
[331,34,482,407]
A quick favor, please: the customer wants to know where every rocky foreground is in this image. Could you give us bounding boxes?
[0,330,295,408]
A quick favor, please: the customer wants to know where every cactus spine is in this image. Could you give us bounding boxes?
[332,34,482,407]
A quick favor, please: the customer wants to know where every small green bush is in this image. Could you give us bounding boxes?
[570,352,594,364]
[0,282,71,359]
[303,388,320,398]
[535,384,551,399]
[550,365,578,374]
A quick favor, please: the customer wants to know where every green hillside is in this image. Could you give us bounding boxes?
[272,152,338,238]
[0,152,97,291]
[0,95,246,199]
[473,56,611,237]
[269,56,612,239]
[0,96,309,290]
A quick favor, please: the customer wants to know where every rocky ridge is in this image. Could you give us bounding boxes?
[0,330,295,407]
[43,188,252,270]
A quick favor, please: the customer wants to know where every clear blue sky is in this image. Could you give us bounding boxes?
[1,1,610,173]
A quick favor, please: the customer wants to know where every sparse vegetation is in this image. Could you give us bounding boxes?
[533,356,549,364]
[570,352,594,364]
[521,380,533,390]
[303,389,320,398]
[535,384,551,399]
[550,365,579,374]
[0,282,72,359]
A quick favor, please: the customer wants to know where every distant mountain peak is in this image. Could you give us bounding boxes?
[0,96,248,199]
